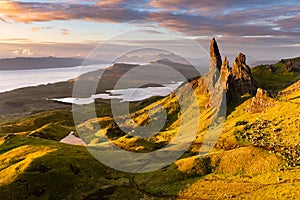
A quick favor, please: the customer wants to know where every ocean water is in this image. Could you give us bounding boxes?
[1,64,183,103]
[0,64,109,93]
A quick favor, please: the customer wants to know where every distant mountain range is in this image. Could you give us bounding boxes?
[249,60,279,66]
[0,57,105,70]
[0,55,282,71]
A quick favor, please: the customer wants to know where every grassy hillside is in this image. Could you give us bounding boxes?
[0,135,210,199]
[1,60,300,199]
[252,62,300,92]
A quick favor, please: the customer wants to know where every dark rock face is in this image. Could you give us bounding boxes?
[209,38,222,73]
[286,60,294,72]
[268,65,276,73]
[280,57,300,72]
[230,53,256,97]
[208,38,223,87]
[247,88,274,113]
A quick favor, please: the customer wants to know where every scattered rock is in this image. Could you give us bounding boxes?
[4,133,16,139]
[280,57,300,72]
[278,80,300,97]
[268,65,276,73]
[247,88,274,113]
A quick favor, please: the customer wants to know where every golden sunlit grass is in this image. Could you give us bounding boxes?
[0,145,55,186]
[178,168,300,199]
[219,88,300,148]
[0,110,74,139]
[177,80,300,199]
[210,146,281,175]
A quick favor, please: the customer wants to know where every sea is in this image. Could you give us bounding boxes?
[0,64,182,103]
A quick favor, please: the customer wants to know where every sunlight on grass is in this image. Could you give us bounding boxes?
[0,145,56,186]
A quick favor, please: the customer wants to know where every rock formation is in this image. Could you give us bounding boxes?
[280,57,300,72]
[230,53,256,97]
[209,38,222,73]
[208,38,222,87]
[220,56,231,91]
[286,60,293,72]
[192,38,257,104]
[247,88,274,113]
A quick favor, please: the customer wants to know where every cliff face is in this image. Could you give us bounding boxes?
[208,38,223,89]
[280,57,300,72]
[195,38,257,103]
[220,56,231,91]
[230,53,256,97]
[209,38,222,74]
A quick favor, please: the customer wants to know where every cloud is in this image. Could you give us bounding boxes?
[0,42,96,58]
[0,38,31,43]
[276,15,300,31]
[60,28,70,35]
[1,0,299,38]
[31,26,53,32]
[149,5,300,37]
[12,48,35,56]
[0,0,149,23]
[149,0,299,13]
[96,0,125,7]
[138,29,164,35]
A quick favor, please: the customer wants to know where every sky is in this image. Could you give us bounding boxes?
[0,0,300,64]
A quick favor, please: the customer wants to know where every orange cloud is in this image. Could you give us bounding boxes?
[31,27,40,32]
[149,0,226,12]
[0,0,299,39]
[96,0,124,7]
[30,26,53,32]
[0,0,147,23]
[0,1,71,22]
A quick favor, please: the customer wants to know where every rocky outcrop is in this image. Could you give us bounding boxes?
[278,80,300,97]
[208,38,222,87]
[220,56,231,91]
[268,65,276,73]
[230,53,256,96]
[209,38,222,73]
[193,38,257,104]
[286,60,293,72]
[280,57,300,72]
[247,88,274,113]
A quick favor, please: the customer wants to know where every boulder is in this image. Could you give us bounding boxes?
[247,88,274,113]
